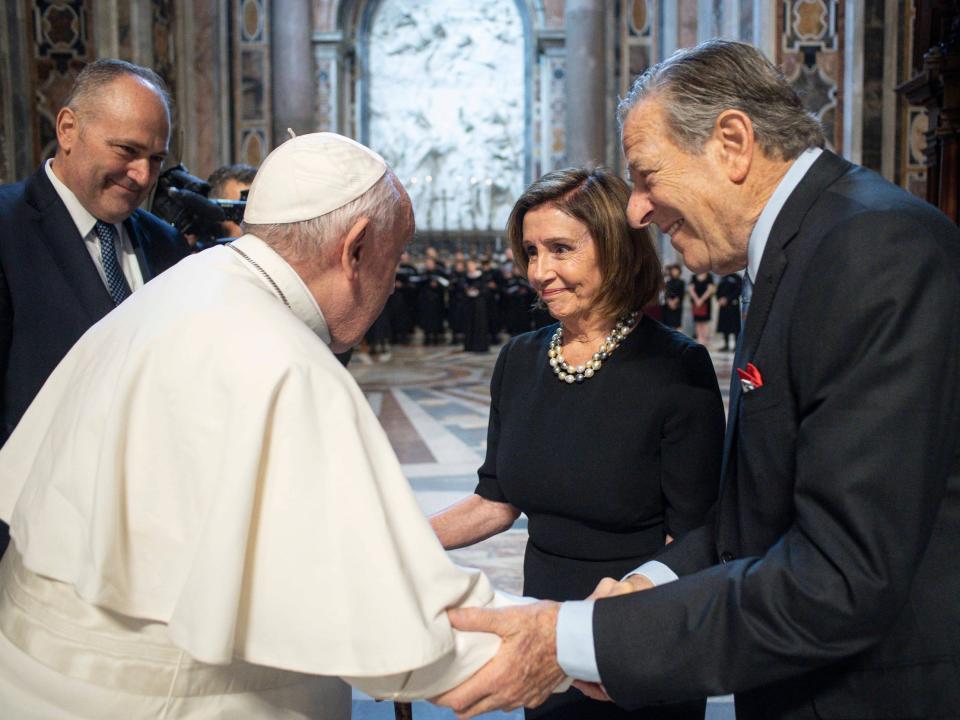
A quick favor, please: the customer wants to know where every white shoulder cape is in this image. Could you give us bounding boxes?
[0,245,530,699]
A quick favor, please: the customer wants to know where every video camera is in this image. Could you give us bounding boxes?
[151,164,246,249]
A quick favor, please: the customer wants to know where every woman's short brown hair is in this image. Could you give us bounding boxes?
[506,167,662,321]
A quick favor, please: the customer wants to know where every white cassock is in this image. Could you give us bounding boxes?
[0,234,543,718]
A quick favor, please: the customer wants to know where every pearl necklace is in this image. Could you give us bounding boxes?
[547,310,639,384]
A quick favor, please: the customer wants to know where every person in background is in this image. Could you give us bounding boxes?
[392,252,419,344]
[207,162,257,238]
[482,256,504,343]
[447,258,467,344]
[688,271,715,345]
[714,272,742,351]
[502,263,536,336]
[660,264,685,331]
[431,167,724,720]
[418,256,448,346]
[460,259,490,353]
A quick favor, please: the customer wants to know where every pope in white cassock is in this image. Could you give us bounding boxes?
[0,133,550,718]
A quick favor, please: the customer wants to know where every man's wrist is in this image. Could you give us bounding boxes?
[555,601,601,682]
[623,560,678,587]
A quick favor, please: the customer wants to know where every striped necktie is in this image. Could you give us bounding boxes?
[94,220,132,305]
[740,272,753,325]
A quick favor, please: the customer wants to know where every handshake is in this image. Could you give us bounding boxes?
[432,573,654,719]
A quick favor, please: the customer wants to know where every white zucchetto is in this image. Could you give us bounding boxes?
[243,132,388,224]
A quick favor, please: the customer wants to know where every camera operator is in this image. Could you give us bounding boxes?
[0,59,190,557]
[208,163,256,238]
[152,163,249,250]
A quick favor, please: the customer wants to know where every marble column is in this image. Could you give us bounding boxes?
[271,0,315,140]
[564,0,606,166]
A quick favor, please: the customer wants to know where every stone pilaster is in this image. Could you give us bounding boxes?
[272,0,315,140]
[564,0,606,167]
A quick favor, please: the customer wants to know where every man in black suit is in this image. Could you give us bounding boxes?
[436,40,959,719]
[0,59,190,555]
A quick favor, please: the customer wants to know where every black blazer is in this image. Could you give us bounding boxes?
[0,165,190,444]
[593,151,960,719]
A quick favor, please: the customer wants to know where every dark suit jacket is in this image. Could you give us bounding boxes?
[593,151,960,719]
[0,165,190,443]
[0,166,190,552]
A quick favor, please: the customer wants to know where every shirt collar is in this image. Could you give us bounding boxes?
[230,234,332,345]
[45,158,103,238]
[746,147,823,281]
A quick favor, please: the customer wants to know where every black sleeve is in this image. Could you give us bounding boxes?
[593,211,960,706]
[659,343,724,538]
[474,341,510,502]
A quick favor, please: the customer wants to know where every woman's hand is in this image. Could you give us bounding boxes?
[586,574,653,600]
[572,680,613,702]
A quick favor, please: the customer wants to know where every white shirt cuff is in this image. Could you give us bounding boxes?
[624,560,678,586]
[556,600,600,682]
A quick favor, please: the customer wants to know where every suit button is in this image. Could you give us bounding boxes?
[720,551,734,563]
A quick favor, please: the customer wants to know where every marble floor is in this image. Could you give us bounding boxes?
[347,337,737,719]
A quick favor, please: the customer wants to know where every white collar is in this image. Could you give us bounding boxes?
[45,158,112,237]
[230,234,331,345]
[746,147,823,281]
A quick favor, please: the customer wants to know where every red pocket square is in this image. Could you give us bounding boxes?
[736,362,764,392]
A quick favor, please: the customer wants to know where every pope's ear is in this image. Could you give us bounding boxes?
[339,216,371,278]
[714,109,754,183]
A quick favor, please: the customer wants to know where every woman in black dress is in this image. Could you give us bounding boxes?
[688,272,715,346]
[660,263,685,331]
[431,168,724,720]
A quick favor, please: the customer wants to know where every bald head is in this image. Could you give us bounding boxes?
[65,59,171,125]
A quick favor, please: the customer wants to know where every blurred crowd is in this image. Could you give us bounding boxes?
[364,246,555,356]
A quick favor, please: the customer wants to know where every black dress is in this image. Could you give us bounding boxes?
[475,317,725,719]
[690,274,715,323]
[461,272,490,352]
[661,277,686,329]
[714,274,742,336]
[502,276,536,336]
[417,272,448,345]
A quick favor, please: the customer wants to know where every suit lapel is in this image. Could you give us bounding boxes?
[125,211,155,281]
[720,150,853,491]
[25,166,114,321]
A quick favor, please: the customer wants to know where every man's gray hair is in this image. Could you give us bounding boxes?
[64,59,172,121]
[618,40,825,161]
[242,170,403,263]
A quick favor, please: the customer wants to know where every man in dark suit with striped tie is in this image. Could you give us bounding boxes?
[0,59,190,556]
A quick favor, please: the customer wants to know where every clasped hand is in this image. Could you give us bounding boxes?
[433,574,652,717]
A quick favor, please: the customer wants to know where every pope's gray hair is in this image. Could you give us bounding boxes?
[618,40,825,161]
[242,170,403,263]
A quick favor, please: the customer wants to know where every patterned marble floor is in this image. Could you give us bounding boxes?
[347,338,737,718]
